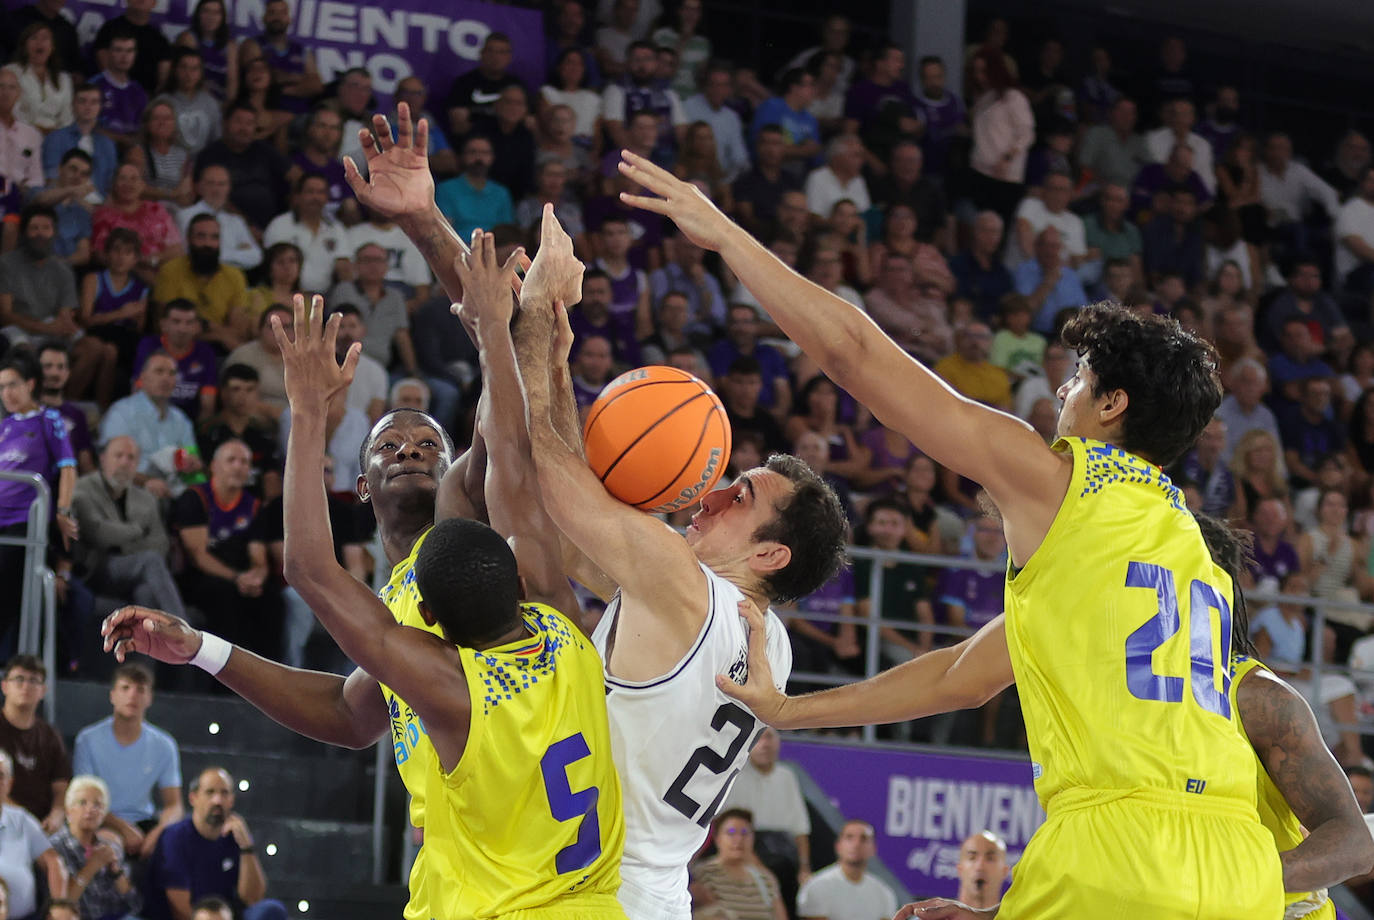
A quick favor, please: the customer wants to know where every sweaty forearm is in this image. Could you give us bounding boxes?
[1281,817,1374,892]
[399,205,470,303]
[216,649,377,748]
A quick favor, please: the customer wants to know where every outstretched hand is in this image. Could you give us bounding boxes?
[618,150,737,253]
[715,599,788,724]
[520,204,585,309]
[101,606,204,664]
[271,293,361,414]
[452,230,525,332]
[342,102,439,225]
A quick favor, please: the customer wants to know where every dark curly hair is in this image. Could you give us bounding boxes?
[1060,301,1221,467]
[749,453,849,604]
[1190,508,1258,659]
[414,517,522,646]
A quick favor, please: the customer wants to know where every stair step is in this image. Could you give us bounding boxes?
[241,816,377,881]
[178,748,376,823]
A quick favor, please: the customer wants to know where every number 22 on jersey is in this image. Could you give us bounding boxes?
[1124,561,1233,719]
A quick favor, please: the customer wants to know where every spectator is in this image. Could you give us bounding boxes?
[387,378,430,412]
[795,820,897,920]
[195,365,281,499]
[950,211,1014,322]
[1281,376,1345,489]
[435,135,513,244]
[1170,417,1239,517]
[852,496,936,668]
[1142,184,1206,288]
[719,730,808,913]
[602,40,685,158]
[98,352,198,500]
[862,251,941,361]
[1336,165,1374,294]
[0,71,42,194]
[803,134,869,219]
[194,104,289,234]
[0,654,69,831]
[225,307,290,417]
[51,775,141,920]
[1078,46,1122,125]
[276,391,369,486]
[143,767,284,920]
[70,664,182,858]
[229,59,290,150]
[153,215,247,352]
[1347,764,1374,813]
[93,0,170,96]
[540,49,603,156]
[244,243,300,332]
[1145,99,1215,193]
[1229,429,1290,516]
[748,68,821,176]
[934,322,1011,410]
[345,210,432,312]
[285,106,356,225]
[5,24,71,132]
[172,441,278,658]
[593,0,641,82]
[11,3,79,88]
[325,67,373,172]
[262,174,349,296]
[327,243,415,374]
[1204,214,1262,299]
[89,33,147,149]
[35,344,93,474]
[1215,134,1267,246]
[1014,226,1088,334]
[683,62,749,183]
[868,141,949,249]
[785,376,869,485]
[649,229,727,337]
[516,160,588,258]
[868,204,952,299]
[955,831,1010,911]
[92,164,184,276]
[639,288,700,365]
[132,101,191,212]
[1246,498,1300,596]
[988,294,1046,381]
[1007,170,1091,271]
[330,305,387,423]
[910,56,965,177]
[1130,143,1212,219]
[568,269,640,367]
[708,307,790,413]
[651,0,709,98]
[0,749,64,920]
[1216,358,1280,462]
[1084,183,1143,284]
[1322,130,1372,202]
[160,48,221,157]
[174,0,237,102]
[731,125,801,234]
[237,0,323,114]
[675,121,734,213]
[408,295,471,430]
[0,206,84,353]
[842,42,918,165]
[783,14,855,99]
[71,436,185,628]
[178,165,261,272]
[719,357,788,455]
[390,77,458,179]
[1079,97,1148,191]
[473,86,537,203]
[1197,85,1242,160]
[1260,132,1340,246]
[132,299,218,423]
[31,147,95,269]
[43,85,117,197]
[1298,489,1363,654]
[443,33,523,140]
[967,48,1035,225]
[1268,319,1333,405]
[1266,256,1349,351]
[570,334,614,416]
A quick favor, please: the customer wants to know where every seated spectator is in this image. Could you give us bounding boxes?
[708,306,789,413]
[173,441,278,657]
[51,776,143,918]
[649,230,727,337]
[841,42,917,163]
[71,437,186,628]
[1268,319,1333,406]
[568,270,640,367]
[1322,130,1372,203]
[718,734,807,914]
[593,0,640,81]
[1007,170,1091,274]
[0,655,69,832]
[1298,490,1365,659]
[1229,428,1290,517]
[472,86,537,203]
[1079,97,1148,190]
[950,211,1014,322]
[92,165,184,278]
[570,334,614,417]
[955,831,1011,912]
[178,165,261,272]
[785,376,870,485]
[160,47,219,158]
[388,378,430,412]
[749,69,822,178]
[408,294,470,430]
[601,41,684,160]
[935,322,1011,410]
[683,62,750,183]
[245,243,300,330]
[1145,99,1216,193]
[591,217,650,331]
[675,121,734,213]
[90,32,147,150]
[796,820,897,920]
[129,99,193,209]
[35,344,94,474]
[1084,183,1143,284]
[1216,357,1280,463]
[1170,417,1239,517]
[143,767,285,920]
[0,749,64,920]
[194,104,289,235]
[731,125,802,235]
[719,357,787,455]
[153,216,247,352]
[328,244,415,371]
[227,58,290,151]
[33,149,96,269]
[1013,226,1088,334]
[262,174,349,295]
[390,77,457,178]
[225,306,290,418]
[864,251,949,362]
[939,514,1011,744]
[0,206,88,356]
[1204,214,1263,300]
[330,305,386,423]
[99,352,199,500]
[5,23,71,133]
[1265,256,1349,351]
[540,49,602,157]
[515,160,588,258]
[638,290,701,367]
[804,134,869,219]
[1260,132,1340,250]
[345,210,432,312]
[443,32,524,140]
[1281,377,1346,489]
[652,0,710,97]
[41,86,114,200]
[133,300,218,423]
[79,230,147,381]
[173,0,236,102]
[869,141,950,249]
[327,67,375,174]
[1130,143,1212,220]
[236,0,322,114]
[285,106,356,225]
[852,496,936,667]
[12,3,80,98]
[275,387,369,484]
[1142,184,1206,288]
[586,166,666,270]
[435,135,512,243]
[868,204,952,298]
[1246,498,1300,595]
[989,295,1046,380]
[539,103,598,199]
[196,365,281,499]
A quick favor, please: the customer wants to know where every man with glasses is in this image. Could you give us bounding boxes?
[0,655,70,833]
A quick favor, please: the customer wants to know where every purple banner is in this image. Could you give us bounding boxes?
[45,0,546,110]
[780,739,1046,900]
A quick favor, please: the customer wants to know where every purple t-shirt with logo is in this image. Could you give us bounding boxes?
[938,566,1004,631]
[290,153,353,211]
[92,72,149,137]
[1248,537,1300,591]
[132,337,220,421]
[0,409,75,527]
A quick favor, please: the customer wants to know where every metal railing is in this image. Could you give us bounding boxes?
[0,471,58,722]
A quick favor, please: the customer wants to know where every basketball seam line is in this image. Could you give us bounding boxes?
[598,390,713,486]
[635,401,722,508]
[583,378,701,437]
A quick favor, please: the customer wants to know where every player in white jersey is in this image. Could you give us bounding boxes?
[509,213,849,920]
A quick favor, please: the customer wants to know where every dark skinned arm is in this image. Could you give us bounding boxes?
[1237,667,1374,891]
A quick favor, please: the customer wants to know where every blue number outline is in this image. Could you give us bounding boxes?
[540,733,602,874]
[1123,562,1231,719]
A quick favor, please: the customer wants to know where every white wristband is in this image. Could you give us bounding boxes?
[189,632,232,675]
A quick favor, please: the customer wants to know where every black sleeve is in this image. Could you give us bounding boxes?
[91,18,116,53]
[170,490,208,531]
[259,496,285,544]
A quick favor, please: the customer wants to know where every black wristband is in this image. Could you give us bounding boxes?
[240,846,256,854]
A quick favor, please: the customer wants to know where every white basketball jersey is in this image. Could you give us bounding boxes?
[591,563,793,920]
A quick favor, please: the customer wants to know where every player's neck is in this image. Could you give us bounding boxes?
[380,514,433,567]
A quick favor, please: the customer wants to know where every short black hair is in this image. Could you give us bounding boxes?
[258,303,291,329]
[414,517,521,645]
[330,303,363,320]
[19,203,56,235]
[164,298,198,316]
[36,339,68,360]
[190,896,232,919]
[0,352,38,388]
[1060,301,1222,466]
[749,453,848,604]
[112,662,153,690]
[727,356,762,376]
[1347,764,1374,781]
[582,266,611,287]
[221,363,260,386]
[779,67,809,94]
[358,408,455,475]
[918,55,944,71]
[864,495,913,525]
[4,654,44,680]
[59,148,92,168]
[187,212,220,233]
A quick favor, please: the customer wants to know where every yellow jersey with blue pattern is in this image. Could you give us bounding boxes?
[414,602,627,919]
[1005,437,1262,808]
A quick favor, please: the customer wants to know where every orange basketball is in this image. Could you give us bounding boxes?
[583,365,732,513]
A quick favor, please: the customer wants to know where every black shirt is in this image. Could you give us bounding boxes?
[731,167,801,233]
[195,141,289,232]
[444,71,525,122]
[92,14,171,95]
[13,6,81,78]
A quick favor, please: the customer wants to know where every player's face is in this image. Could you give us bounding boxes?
[1055,359,1107,442]
[110,677,152,720]
[957,835,1008,896]
[362,416,450,503]
[685,469,794,572]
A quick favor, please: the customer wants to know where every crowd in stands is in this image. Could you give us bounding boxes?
[0,0,1367,913]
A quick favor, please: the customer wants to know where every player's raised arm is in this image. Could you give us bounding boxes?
[618,152,1068,557]
[519,210,708,650]
[720,602,1013,729]
[1236,667,1374,891]
[272,294,472,770]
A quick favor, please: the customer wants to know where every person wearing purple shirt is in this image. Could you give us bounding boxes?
[133,300,221,421]
[939,516,1007,633]
[707,304,790,411]
[1247,497,1300,593]
[91,34,149,144]
[843,44,919,161]
[910,57,966,175]
[569,269,641,367]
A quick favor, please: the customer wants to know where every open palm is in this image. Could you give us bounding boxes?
[343,102,435,221]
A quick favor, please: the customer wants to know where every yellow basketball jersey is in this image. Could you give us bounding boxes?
[1231,655,1332,916]
[415,602,627,919]
[1005,438,1261,809]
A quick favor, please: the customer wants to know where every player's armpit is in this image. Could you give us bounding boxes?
[1237,668,1374,890]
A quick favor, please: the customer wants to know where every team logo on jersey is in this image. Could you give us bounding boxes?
[725,643,749,685]
[1185,777,1207,794]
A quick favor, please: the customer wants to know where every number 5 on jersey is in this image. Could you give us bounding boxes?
[1124,561,1232,718]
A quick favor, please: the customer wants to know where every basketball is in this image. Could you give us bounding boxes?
[583,365,732,513]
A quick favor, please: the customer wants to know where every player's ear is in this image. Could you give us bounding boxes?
[417,600,436,626]
[750,541,791,575]
[1098,387,1129,428]
[356,474,370,503]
